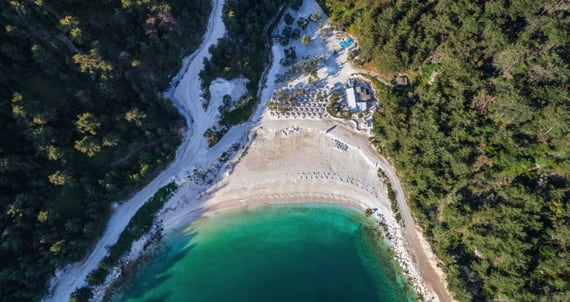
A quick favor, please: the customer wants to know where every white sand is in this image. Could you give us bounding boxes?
[158,0,448,299]
[44,0,452,301]
[160,119,438,302]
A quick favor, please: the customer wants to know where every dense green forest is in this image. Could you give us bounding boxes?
[200,0,302,146]
[0,1,210,301]
[201,0,292,86]
[319,0,569,300]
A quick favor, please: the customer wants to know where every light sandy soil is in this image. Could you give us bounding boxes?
[163,116,449,301]
[164,119,390,230]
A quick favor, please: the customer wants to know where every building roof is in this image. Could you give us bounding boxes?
[345,77,377,112]
[346,87,357,111]
[395,75,409,86]
[356,87,372,101]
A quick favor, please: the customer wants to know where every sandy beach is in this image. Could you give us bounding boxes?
[158,0,453,298]
[160,116,439,301]
[44,0,453,301]
[163,119,389,227]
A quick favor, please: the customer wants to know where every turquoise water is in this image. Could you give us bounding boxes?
[113,204,416,302]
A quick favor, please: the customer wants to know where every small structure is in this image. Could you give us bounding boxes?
[336,32,355,49]
[345,77,376,113]
[394,74,409,88]
[338,37,354,49]
[366,116,373,128]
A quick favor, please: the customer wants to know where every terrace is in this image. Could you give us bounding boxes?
[345,77,377,113]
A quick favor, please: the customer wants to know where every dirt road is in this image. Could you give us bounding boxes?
[376,155,453,302]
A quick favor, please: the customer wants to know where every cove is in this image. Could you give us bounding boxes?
[113,204,416,302]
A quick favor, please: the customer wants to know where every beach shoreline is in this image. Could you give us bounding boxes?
[117,202,420,302]
[107,0,452,298]
[155,120,440,301]
[45,0,454,301]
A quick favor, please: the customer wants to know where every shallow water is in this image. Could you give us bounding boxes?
[113,204,416,302]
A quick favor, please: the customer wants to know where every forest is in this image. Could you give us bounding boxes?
[318,0,569,301]
[0,0,210,301]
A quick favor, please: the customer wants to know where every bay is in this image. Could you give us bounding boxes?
[113,204,416,302]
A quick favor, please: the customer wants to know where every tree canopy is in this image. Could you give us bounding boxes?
[0,0,211,300]
[319,0,569,301]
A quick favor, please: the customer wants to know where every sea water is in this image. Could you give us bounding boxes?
[113,204,416,302]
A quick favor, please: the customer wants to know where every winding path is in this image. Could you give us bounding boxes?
[43,1,233,300]
[375,155,453,302]
[324,119,453,301]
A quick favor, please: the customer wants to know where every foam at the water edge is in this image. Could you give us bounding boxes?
[113,204,417,302]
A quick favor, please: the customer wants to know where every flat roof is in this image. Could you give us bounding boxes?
[346,87,357,110]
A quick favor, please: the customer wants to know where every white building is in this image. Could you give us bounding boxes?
[345,78,374,113]
[346,86,357,112]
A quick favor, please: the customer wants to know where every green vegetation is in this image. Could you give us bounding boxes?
[292,27,301,40]
[279,26,292,45]
[301,33,312,45]
[204,127,228,147]
[200,0,290,89]
[0,1,211,301]
[326,91,349,119]
[276,55,326,84]
[308,11,323,23]
[85,183,176,288]
[284,13,295,26]
[200,0,300,147]
[203,92,257,148]
[281,46,297,66]
[220,94,257,127]
[297,17,309,30]
[290,0,303,11]
[387,184,401,223]
[69,286,92,302]
[320,0,570,301]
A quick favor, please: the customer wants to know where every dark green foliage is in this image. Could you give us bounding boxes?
[220,94,257,127]
[326,91,344,117]
[290,0,303,11]
[387,184,400,223]
[218,95,233,115]
[108,183,175,263]
[292,27,301,40]
[69,286,92,302]
[297,17,309,30]
[200,0,293,147]
[88,183,176,287]
[280,26,292,45]
[0,1,210,301]
[204,127,228,147]
[284,13,294,26]
[318,0,439,72]
[301,34,311,45]
[321,0,570,301]
[280,46,297,66]
[204,93,256,147]
[308,11,322,23]
[201,0,290,91]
